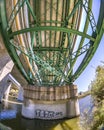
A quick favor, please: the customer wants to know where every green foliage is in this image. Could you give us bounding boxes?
[80,65,104,130]
[91,65,104,101]
[90,65,104,130]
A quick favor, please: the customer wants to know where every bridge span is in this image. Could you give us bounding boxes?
[0,0,104,119]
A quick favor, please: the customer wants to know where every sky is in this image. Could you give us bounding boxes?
[74,0,104,92]
[74,36,104,92]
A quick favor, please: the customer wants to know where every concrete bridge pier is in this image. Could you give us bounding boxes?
[4,83,12,101]
[66,85,80,118]
[17,87,24,101]
[22,84,80,119]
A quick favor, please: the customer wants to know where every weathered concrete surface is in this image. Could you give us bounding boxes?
[22,97,80,120]
[0,30,27,85]
[0,74,11,101]
[0,34,25,101]
[11,65,28,87]
[0,60,14,81]
[22,84,80,119]
[0,29,9,70]
[22,99,67,119]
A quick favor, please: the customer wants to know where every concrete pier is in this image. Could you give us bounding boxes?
[22,84,80,119]
[17,87,24,101]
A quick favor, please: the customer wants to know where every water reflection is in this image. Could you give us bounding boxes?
[21,118,64,130]
[0,101,65,130]
[79,95,93,113]
[51,118,80,130]
[0,110,16,120]
[0,95,92,130]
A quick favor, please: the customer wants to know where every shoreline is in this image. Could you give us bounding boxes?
[78,91,91,99]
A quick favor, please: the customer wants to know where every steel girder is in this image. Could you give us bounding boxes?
[0,0,104,86]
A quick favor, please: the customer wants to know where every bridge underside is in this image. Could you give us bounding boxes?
[0,0,104,120]
[0,0,104,87]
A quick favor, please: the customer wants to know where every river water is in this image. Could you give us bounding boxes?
[0,95,93,130]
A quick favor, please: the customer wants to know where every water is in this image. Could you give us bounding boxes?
[0,95,93,130]
[79,95,93,113]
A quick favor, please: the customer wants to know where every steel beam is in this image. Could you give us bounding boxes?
[72,0,104,81]
[9,26,95,42]
[0,0,31,83]
[0,0,103,86]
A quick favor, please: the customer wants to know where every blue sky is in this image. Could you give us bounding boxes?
[74,0,104,92]
[74,37,104,92]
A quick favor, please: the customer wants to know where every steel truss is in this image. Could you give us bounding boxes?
[0,0,104,86]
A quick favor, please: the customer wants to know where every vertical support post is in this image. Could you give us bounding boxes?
[67,84,80,118]
[22,84,80,119]
[17,87,24,101]
[4,83,11,101]
[4,83,12,108]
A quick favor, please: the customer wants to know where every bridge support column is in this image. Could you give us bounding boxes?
[67,85,80,118]
[17,87,24,101]
[4,83,12,101]
[22,84,80,119]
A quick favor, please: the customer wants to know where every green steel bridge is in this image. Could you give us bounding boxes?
[0,0,104,87]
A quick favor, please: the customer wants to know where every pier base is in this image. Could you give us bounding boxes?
[22,84,80,119]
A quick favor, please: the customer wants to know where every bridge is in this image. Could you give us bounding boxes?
[0,0,104,119]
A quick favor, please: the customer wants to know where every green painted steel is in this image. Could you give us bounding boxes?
[72,0,104,81]
[0,0,31,83]
[0,0,103,87]
[9,26,95,41]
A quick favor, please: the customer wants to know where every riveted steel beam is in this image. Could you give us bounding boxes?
[82,0,97,33]
[10,40,69,83]
[72,0,104,81]
[0,0,31,83]
[7,0,26,30]
[9,26,95,41]
[67,0,92,77]
[0,0,103,86]
[65,0,82,24]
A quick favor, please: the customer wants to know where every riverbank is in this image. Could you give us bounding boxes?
[0,94,92,130]
[0,123,12,130]
[78,90,90,99]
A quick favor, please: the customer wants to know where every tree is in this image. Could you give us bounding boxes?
[90,65,104,130]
